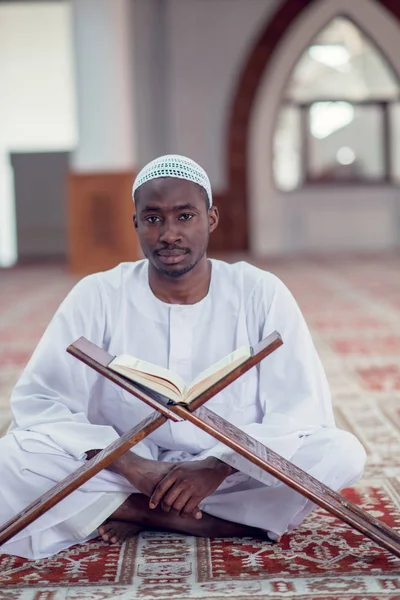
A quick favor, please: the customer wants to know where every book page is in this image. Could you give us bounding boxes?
[108,355,187,400]
[185,345,251,403]
[108,363,181,403]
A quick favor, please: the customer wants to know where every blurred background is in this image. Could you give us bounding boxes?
[2,2,400,589]
[1,0,400,273]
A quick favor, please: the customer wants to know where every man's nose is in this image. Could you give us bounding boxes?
[159,221,182,244]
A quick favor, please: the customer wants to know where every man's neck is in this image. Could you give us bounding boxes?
[148,258,211,305]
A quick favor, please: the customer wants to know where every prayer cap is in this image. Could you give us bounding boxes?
[132,154,212,207]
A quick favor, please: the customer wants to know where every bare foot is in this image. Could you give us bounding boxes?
[104,493,272,541]
[98,520,143,544]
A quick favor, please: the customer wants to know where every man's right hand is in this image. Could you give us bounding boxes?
[87,449,203,517]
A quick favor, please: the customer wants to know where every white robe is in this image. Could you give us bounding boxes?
[0,259,366,559]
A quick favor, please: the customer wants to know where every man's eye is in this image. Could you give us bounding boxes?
[179,214,193,221]
[146,216,161,223]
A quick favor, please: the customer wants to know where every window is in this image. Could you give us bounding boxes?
[273,17,400,190]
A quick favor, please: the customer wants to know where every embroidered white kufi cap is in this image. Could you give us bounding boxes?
[132,154,212,207]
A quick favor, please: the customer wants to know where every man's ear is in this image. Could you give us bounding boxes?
[208,206,219,233]
[133,212,138,229]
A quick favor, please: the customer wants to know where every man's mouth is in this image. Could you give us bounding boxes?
[156,249,188,264]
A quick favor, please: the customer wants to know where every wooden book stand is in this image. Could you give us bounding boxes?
[1,331,400,560]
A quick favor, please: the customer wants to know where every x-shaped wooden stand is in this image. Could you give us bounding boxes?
[1,331,400,560]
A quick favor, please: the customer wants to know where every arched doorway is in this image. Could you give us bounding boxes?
[226,0,400,254]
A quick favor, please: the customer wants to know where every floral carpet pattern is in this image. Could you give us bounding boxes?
[1,256,400,599]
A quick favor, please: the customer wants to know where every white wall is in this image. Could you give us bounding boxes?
[71,0,137,172]
[133,0,169,164]
[250,0,400,255]
[0,2,77,151]
[0,1,77,263]
[133,0,283,189]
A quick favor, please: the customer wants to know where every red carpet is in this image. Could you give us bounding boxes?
[1,256,400,599]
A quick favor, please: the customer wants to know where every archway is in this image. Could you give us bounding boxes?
[226,0,400,253]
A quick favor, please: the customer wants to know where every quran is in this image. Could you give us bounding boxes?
[108,345,252,405]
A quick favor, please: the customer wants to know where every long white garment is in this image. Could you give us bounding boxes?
[0,259,364,559]
[0,425,366,559]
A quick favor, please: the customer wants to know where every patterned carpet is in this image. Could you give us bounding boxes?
[1,256,400,599]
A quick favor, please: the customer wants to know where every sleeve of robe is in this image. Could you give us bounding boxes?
[201,272,336,485]
[9,275,151,461]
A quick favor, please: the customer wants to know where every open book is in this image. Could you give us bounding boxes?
[108,345,252,405]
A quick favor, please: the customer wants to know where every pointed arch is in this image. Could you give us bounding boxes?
[274,16,400,190]
[225,0,400,252]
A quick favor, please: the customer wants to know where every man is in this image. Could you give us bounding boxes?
[0,155,366,560]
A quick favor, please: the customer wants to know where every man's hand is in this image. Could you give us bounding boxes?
[101,451,175,497]
[149,457,235,519]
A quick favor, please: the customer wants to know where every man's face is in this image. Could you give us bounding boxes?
[134,178,219,278]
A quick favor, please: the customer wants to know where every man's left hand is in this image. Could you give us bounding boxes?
[149,456,235,519]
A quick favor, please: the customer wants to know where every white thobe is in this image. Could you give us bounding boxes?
[0,259,366,559]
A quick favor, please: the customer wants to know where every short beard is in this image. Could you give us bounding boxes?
[155,246,207,278]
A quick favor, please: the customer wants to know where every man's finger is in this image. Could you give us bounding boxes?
[168,490,202,519]
[149,474,177,509]
[167,489,192,515]
[181,496,203,519]
[180,507,202,520]
[160,483,187,513]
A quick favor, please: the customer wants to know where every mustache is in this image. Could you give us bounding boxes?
[155,245,190,255]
